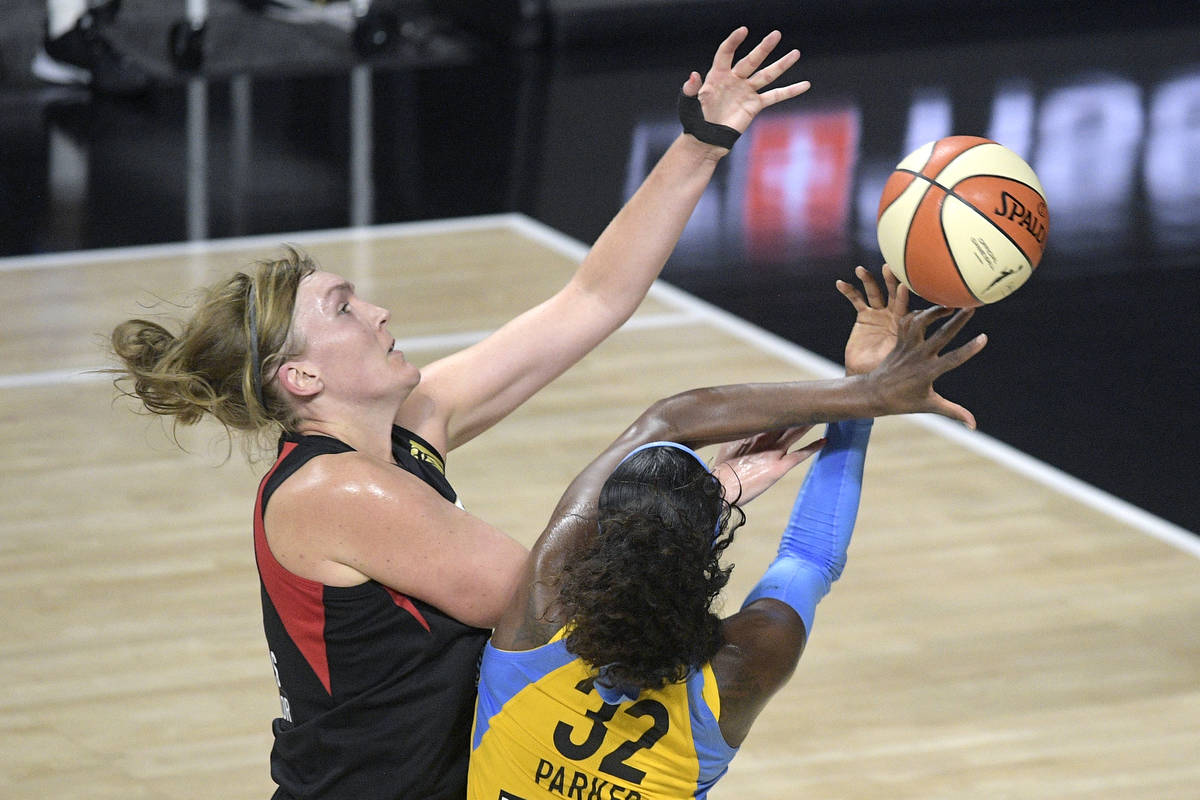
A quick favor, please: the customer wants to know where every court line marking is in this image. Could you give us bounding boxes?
[2,213,1195,553]
[0,311,700,390]
[0,214,528,272]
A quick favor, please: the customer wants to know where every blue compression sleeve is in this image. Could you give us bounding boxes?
[742,419,873,637]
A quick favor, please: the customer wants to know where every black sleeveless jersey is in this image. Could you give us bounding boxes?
[254,426,490,800]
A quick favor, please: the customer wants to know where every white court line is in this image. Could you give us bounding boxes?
[0,311,700,390]
[3,213,1196,552]
[0,366,110,389]
[0,214,528,272]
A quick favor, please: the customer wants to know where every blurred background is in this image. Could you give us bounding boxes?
[1,0,1197,533]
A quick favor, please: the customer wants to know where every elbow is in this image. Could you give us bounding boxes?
[616,387,721,453]
[629,394,696,444]
[619,413,673,451]
[640,389,720,445]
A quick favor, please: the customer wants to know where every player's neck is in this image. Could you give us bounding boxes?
[295,404,398,462]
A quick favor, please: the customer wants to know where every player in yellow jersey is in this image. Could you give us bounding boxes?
[468,267,988,799]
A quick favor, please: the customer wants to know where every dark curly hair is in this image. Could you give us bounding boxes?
[558,445,746,692]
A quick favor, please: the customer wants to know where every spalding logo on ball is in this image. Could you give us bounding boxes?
[876,135,1049,307]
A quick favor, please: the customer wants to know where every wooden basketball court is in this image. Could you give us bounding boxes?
[2,216,1197,799]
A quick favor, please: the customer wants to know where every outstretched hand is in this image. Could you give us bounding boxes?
[838,265,909,376]
[710,427,825,506]
[867,303,988,429]
[682,27,811,136]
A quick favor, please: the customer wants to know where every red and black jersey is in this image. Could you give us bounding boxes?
[254,426,489,800]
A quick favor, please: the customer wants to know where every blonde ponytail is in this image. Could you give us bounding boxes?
[109,246,317,443]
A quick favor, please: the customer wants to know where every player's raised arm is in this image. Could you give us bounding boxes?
[404,28,812,455]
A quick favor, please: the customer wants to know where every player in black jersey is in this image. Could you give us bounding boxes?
[109,25,812,800]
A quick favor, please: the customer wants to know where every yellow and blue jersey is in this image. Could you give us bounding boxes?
[469,630,737,800]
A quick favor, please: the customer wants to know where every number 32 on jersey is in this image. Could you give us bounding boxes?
[505,677,669,800]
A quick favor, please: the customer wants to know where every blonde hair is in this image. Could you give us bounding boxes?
[110,246,317,444]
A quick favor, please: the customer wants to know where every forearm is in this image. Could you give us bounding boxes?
[424,137,730,452]
[742,419,873,636]
[653,377,886,449]
[572,135,725,310]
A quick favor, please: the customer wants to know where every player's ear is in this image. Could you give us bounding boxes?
[277,361,322,398]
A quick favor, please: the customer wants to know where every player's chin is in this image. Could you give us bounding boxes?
[400,362,422,388]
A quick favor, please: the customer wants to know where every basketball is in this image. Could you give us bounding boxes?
[876,136,1049,307]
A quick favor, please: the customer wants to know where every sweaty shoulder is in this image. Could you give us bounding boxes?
[263,450,442,586]
[272,448,422,507]
[710,599,807,747]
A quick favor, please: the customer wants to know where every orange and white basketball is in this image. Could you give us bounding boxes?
[876,135,1049,307]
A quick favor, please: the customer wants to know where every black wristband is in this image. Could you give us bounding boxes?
[677,91,741,150]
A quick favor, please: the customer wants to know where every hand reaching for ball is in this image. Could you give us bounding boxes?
[837,265,909,376]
